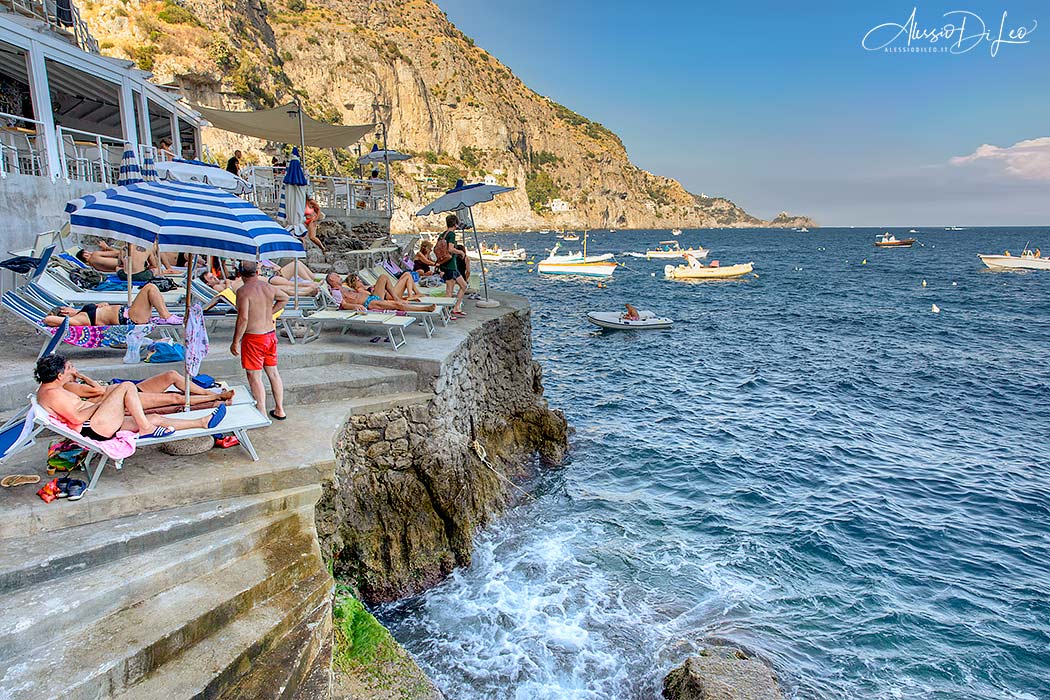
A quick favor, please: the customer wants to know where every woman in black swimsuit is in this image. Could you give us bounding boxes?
[43,283,181,327]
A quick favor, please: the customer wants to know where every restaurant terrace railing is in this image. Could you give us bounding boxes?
[241,166,394,217]
[0,0,99,53]
[0,112,46,178]
[55,125,124,183]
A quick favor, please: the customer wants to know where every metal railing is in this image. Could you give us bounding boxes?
[0,0,100,53]
[241,166,394,216]
[0,112,46,178]
[55,125,124,183]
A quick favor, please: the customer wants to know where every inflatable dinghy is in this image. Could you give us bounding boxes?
[586,310,673,330]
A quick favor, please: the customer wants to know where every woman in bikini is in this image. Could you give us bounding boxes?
[64,368,235,411]
[35,355,224,440]
[42,283,182,327]
[340,274,436,313]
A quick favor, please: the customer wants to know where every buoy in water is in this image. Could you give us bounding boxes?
[932,303,940,314]
[952,282,957,286]
[862,259,867,265]
[650,272,655,277]
[922,279,927,287]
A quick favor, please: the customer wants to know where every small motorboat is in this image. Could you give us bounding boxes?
[874,232,915,248]
[645,241,708,260]
[671,228,682,236]
[664,260,753,280]
[563,232,580,241]
[909,229,919,233]
[538,238,617,277]
[466,246,527,262]
[978,248,1049,271]
[587,310,672,330]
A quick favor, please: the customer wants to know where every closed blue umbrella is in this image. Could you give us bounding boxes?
[141,146,158,182]
[117,144,142,186]
[417,180,515,308]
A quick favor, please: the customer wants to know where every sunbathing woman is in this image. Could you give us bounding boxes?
[35,355,225,440]
[346,271,423,303]
[64,367,235,410]
[202,267,319,298]
[340,274,436,313]
[43,283,183,327]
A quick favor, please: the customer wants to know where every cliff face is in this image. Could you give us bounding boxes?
[80,0,815,231]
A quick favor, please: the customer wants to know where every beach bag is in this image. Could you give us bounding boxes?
[70,268,104,290]
[144,340,185,363]
[47,439,88,473]
[434,238,453,266]
[123,325,151,364]
[152,277,178,292]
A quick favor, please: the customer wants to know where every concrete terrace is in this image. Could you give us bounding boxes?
[0,292,525,700]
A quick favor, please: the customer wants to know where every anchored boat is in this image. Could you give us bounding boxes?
[645,240,709,260]
[978,248,1049,271]
[664,260,753,280]
[538,238,617,277]
[466,245,527,262]
[587,310,672,330]
[874,232,915,248]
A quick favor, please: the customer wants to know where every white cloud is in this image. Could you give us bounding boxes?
[949,137,1050,181]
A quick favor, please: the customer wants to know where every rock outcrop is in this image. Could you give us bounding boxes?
[663,646,783,700]
[81,0,814,232]
[316,304,568,603]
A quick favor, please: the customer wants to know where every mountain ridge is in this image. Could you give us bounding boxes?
[80,0,816,232]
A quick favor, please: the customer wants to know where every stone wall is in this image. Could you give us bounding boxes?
[316,307,568,604]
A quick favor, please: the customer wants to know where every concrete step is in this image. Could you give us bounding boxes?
[216,592,332,700]
[279,363,417,406]
[0,529,326,700]
[114,571,332,700]
[0,493,319,661]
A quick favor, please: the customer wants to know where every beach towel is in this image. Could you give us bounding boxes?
[185,302,208,376]
[46,415,137,460]
[45,323,152,350]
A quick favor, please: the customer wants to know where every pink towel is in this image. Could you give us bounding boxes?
[47,416,138,460]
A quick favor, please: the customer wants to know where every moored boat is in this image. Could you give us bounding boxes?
[664,260,753,280]
[645,240,709,259]
[563,232,580,241]
[978,249,1049,271]
[587,310,672,330]
[874,232,915,248]
[671,228,682,236]
[538,238,617,277]
[466,245,527,262]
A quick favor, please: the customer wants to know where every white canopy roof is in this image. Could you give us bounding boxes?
[192,103,375,149]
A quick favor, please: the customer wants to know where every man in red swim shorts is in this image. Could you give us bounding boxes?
[231,261,289,420]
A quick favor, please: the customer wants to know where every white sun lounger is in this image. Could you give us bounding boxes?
[301,309,416,350]
[19,396,270,492]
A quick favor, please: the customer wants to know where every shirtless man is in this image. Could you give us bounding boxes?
[64,367,234,411]
[116,243,158,282]
[231,261,288,420]
[43,283,182,327]
[75,247,120,273]
[35,355,224,440]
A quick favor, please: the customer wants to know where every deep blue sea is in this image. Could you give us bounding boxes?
[380,227,1050,700]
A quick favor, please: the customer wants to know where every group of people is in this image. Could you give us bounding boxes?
[410,213,473,317]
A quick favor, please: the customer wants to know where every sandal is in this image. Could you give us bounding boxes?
[268,409,286,421]
[1,474,40,488]
[207,403,227,429]
[146,426,176,438]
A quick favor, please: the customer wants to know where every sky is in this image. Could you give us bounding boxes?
[436,0,1050,226]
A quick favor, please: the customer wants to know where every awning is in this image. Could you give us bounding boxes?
[192,103,375,149]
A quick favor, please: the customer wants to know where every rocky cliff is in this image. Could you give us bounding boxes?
[80,0,815,232]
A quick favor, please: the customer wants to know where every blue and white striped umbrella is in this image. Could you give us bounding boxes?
[65,180,305,261]
[141,146,158,182]
[117,145,142,186]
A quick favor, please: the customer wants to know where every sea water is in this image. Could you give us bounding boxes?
[379,228,1050,700]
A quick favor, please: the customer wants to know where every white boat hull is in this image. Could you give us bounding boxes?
[978,254,1050,271]
[538,261,618,277]
[467,249,527,262]
[587,311,672,330]
[664,262,754,280]
[646,248,708,260]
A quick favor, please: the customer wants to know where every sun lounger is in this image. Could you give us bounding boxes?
[300,309,415,350]
[23,395,270,491]
[19,283,182,341]
[38,267,184,305]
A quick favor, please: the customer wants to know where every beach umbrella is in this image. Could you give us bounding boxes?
[117,144,143,186]
[277,148,309,307]
[155,159,252,195]
[66,179,304,408]
[417,180,514,308]
[141,147,158,182]
[358,143,411,164]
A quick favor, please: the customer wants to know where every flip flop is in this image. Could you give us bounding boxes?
[146,425,176,438]
[268,409,286,421]
[369,336,382,343]
[1,474,40,488]
[207,403,227,429]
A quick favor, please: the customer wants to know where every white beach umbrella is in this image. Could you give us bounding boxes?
[358,143,411,164]
[417,180,514,308]
[155,158,253,195]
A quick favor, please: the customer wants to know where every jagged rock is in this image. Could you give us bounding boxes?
[663,647,782,700]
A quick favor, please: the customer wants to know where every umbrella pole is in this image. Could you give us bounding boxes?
[126,242,133,307]
[471,207,499,308]
[183,256,194,412]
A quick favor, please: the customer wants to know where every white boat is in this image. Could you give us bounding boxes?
[563,232,580,241]
[909,229,919,233]
[664,260,753,280]
[978,249,1049,271]
[539,229,551,234]
[799,227,809,233]
[945,226,965,231]
[587,310,672,330]
[671,228,682,236]
[645,241,708,260]
[466,245,527,262]
[874,232,915,248]
[538,238,617,277]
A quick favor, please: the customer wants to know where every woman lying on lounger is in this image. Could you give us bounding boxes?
[42,283,183,327]
[200,262,320,297]
[328,273,435,313]
[63,368,234,410]
[35,355,225,440]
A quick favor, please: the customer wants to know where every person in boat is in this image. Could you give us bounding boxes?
[624,304,640,321]
[684,253,705,269]
[35,354,223,441]
[1036,248,1042,259]
[63,367,234,411]
[43,283,182,327]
